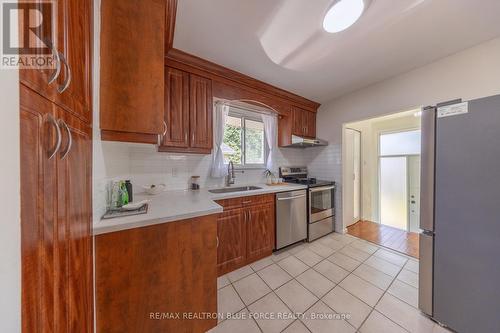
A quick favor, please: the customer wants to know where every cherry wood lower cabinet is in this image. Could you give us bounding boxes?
[246,202,275,262]
[20,84,93,333]
[217,208,247,274]
[95,215,218,333]
[216,194,275,276]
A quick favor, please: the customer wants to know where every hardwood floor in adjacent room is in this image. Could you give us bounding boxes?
[347,220,419,258]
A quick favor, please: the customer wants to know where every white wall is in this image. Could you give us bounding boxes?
[0,53,21,333]
[312,37,500,232]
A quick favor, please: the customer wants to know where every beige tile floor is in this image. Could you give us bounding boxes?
[209,233,450,333]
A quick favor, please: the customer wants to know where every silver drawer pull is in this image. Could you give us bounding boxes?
[242,200,252,204]
[277,195,306,201]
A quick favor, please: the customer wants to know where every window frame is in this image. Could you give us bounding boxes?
[224,107,268,170]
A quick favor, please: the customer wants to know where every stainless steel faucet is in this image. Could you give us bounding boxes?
[226,161,244,186]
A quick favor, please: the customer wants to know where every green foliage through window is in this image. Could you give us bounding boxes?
[223,111,266,167]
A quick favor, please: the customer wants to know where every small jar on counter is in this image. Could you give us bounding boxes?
[190,176,200,190]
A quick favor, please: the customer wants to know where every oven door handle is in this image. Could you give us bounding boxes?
[309,186,335,193]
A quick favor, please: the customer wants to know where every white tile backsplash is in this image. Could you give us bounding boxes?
[93,141,320,220]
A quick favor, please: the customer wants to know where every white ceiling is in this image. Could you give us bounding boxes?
[174,0,500,103]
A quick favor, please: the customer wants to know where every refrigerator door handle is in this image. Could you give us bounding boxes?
[420,106,436,232]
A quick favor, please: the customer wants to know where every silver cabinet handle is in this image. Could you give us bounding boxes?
[216,236,219,248]
[277,194,306,201]
[46,41,61,85]
[157,121,168,146]
[162,121,167,136]
[242,200,252,204]
[309,186,335,193]
[58,119,72,160]
[46,114,62,160]
[248,210,251,221]
[57,52,71,93]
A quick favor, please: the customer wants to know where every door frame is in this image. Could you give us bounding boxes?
[342,127,363,231]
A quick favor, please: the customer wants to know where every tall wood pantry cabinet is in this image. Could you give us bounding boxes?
[19,0,94,331]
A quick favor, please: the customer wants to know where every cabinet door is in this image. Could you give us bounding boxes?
[291,107,304,136]
[100,0,165,136]
[56,110,93,333]
[246,203,275,262]
[19,0,59,103]
[163,67,190,148]
[20,84,58,332]
[304,111,316,138]
[189,74,213,150]
[217,209,246,275]
[55,0,92,122]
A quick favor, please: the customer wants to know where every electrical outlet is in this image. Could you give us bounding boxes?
[171,167,178,177]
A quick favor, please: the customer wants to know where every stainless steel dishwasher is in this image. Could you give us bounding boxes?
[276,189,307,250]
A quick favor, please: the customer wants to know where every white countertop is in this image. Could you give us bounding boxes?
[93,183,307,235]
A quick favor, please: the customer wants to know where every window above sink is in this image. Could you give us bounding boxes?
[223,107,269,169]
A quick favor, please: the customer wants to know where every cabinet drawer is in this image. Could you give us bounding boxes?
[216,193,274,210]
[215,197,243,210]
[241,194,274,207]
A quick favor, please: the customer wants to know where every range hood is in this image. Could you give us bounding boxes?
[284,135,328,148]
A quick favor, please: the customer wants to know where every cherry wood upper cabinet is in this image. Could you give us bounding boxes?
[304,110,316,138]
[159,69,213,154]
[20,0,92,123]
[55,0,93,122]
[291,107,304,136]
[189,74,213,150]
[100,0,169,141]
[291,106,316,138]
[163,67,190,148]
[19,0,59,103]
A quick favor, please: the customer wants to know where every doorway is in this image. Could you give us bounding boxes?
[344,128,361,227]
[343,108,422,257]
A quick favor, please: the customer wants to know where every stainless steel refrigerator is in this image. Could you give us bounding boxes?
[419,95,500,333]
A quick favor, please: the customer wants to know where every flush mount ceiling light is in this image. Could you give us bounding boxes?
[323,0,369,33]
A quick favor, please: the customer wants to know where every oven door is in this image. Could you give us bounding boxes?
[309,186,334,223]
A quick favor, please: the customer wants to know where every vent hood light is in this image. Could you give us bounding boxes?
[323,0,365,33]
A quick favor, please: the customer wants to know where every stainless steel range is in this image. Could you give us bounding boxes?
[279,167,335,242]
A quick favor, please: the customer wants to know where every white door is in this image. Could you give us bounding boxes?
[379,129,421,231]
[344,128,361,227]
[380,156,408,230]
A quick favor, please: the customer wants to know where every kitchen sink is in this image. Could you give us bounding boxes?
[208,186,262,194]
